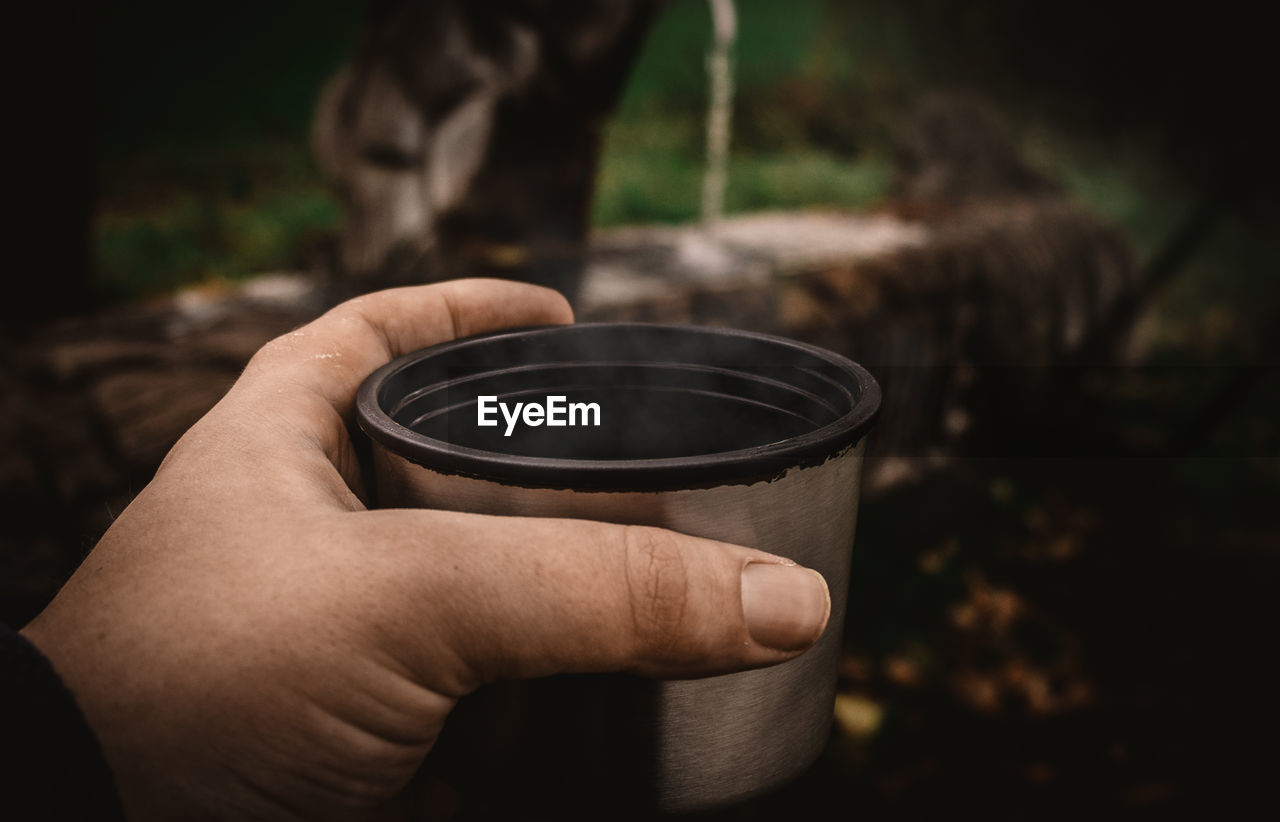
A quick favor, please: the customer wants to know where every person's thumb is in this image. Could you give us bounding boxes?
[355,508,832,695]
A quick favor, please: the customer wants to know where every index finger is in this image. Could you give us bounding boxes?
[188,279,571,503]
[243,279,573,422]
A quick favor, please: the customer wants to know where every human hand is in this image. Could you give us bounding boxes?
[20,279,831,820]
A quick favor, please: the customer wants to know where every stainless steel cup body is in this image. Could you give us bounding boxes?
[356,324,880,813]
[372,443,864,810]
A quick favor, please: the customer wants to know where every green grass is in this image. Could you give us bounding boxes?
[95,179,338,295]
[593,141,890,226]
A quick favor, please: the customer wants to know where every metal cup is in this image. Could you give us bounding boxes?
[356,323,880,813]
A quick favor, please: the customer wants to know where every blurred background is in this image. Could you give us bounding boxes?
[3,0,1278,817]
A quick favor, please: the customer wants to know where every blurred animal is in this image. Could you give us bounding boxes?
[313,0,664,301]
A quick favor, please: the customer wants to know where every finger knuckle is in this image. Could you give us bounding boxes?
[246,330,309,375]
[621,526,692,659]
[245,337,284,371]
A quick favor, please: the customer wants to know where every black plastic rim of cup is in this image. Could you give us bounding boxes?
[356,323,881,492]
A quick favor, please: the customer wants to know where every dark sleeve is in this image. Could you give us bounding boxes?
[1,624,126,820]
